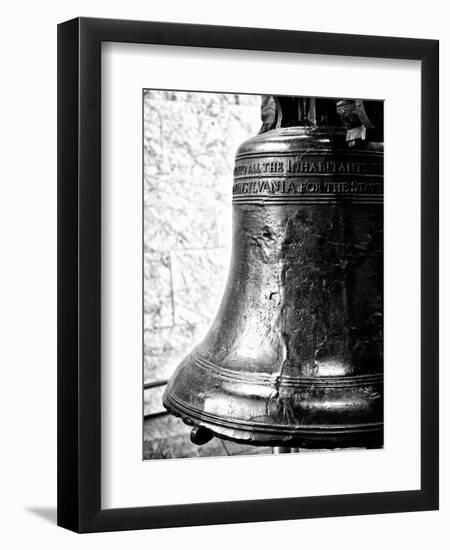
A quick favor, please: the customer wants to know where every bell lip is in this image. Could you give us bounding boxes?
[162,348,383,448]
[163,390,384,449]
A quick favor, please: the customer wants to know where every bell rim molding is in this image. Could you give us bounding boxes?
[163,391,384,449]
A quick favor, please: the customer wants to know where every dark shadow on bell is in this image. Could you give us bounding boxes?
[26,507,57,524]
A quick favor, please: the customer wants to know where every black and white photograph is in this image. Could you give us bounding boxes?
[143,91,384,460]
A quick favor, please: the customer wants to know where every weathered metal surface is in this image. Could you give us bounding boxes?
[163,97,383,449]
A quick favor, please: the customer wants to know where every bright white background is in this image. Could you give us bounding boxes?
[102,43,420,508]
[0,0,448,548]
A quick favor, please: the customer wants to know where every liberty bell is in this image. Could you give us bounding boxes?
[163,95,384,449]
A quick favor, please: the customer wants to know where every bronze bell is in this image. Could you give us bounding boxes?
[163,96,383,449]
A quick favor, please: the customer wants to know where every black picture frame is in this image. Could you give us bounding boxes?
[57,16,439,533]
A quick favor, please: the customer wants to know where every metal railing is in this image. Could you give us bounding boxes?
[143,379,168,391]
[143,379,169,420]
